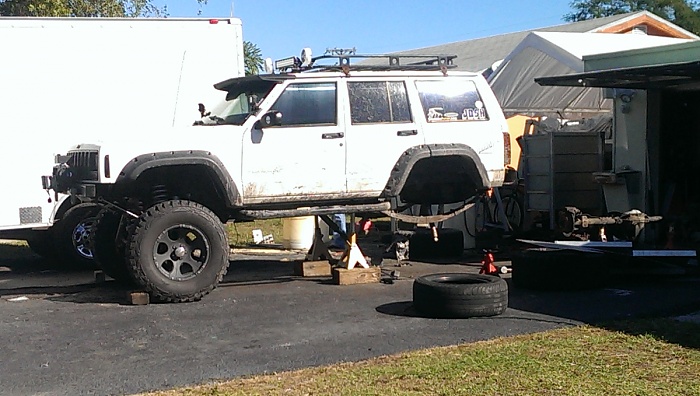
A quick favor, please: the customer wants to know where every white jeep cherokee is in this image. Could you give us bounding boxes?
[46,53,510,302]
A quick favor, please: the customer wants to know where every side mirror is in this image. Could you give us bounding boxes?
[256,111,282,129]
[248,94,260,112]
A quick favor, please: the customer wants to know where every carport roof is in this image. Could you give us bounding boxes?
[535,59,700,90]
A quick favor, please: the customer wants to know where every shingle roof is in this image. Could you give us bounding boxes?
[389,12,648,72]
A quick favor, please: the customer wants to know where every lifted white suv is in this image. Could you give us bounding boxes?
[46,52,509,302]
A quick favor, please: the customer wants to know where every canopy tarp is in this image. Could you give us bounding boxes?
[487,32,690,117]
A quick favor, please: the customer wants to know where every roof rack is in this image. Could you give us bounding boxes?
[275,53,458,73]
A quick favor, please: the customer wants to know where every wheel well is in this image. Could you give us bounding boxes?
[128,165,231,220]
[53,196,75,221]
[399,155,485,204]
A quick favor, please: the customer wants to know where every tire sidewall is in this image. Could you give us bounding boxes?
[413,273,508,318]
[93,209,132,282]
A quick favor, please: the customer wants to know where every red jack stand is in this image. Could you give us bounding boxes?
[479,250,499,276]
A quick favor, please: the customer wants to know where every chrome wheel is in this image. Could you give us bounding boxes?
[71,216,97,260]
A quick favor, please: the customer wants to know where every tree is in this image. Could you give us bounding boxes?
[0,0,164,17]
[564,0,700,35]
[244,40,264,76]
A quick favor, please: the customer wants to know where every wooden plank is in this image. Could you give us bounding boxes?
[332,266,381,285]
[127,291,150,305]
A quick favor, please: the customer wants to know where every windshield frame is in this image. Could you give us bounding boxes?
[198,74,296,126]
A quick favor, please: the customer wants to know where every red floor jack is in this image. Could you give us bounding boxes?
[479,250,499,276]
[479,250,511,276]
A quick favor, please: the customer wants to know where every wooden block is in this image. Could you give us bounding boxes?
[294,260,332,277]
[332,266,381,285]
[94,270,106,283]
[127,291,150,305]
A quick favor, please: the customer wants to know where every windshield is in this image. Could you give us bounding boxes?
[196,79,277,126]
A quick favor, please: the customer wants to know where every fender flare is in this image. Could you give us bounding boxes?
[116,150,241,206]
[382,143,491,197]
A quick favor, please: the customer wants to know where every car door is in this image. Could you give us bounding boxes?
[241,80,346,200]
[343,79,424,193]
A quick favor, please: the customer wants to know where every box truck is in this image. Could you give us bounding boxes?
[0,17,245,265]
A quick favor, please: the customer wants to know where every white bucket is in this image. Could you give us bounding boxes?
[282,216,316,250]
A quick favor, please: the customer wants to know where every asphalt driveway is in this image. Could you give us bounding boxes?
[1,243,699,396]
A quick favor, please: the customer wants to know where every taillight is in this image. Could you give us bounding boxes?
[503,132,511,165]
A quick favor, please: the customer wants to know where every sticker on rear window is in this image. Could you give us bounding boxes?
[462,107,487,121]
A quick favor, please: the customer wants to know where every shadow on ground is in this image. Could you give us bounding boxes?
[4,239,700,352]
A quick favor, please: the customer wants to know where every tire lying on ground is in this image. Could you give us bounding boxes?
[409,228,464,260]
[511,248,610,291]
[413,273,508,318]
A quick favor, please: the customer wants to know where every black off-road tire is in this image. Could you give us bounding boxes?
[413,273,508,318]
[126,200,230,303]
[409,228,464,260]
[26,230,57,258]
[511,248,610,291]
[92,209,133,283]
[52,203,101,268]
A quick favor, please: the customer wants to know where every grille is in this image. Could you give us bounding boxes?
[67,150,99,181]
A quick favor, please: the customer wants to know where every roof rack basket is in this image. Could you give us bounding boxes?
[279,54,458,72]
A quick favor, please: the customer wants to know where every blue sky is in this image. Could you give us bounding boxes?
[161,0,574,62]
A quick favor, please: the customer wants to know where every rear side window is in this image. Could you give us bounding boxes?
[415,80,489,122]
[272,82,337,126]
[348,81,412,124]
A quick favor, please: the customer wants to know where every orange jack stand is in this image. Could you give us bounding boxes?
[340,232,370,269]
[479,251,499,276]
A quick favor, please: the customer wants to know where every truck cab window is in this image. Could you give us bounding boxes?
[270,82,337,126]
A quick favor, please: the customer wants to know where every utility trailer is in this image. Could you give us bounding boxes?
[0,17,244,265]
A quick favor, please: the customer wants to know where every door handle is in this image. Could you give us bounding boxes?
[397,129,418,136]
[322,132,344,139]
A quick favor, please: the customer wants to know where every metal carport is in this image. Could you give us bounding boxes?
[536,43,700,248]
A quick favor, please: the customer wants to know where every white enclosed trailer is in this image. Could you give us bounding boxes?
[0,17,244,262]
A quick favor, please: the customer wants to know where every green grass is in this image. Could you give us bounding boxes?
[138,318,700,396]
[226,219,285,247]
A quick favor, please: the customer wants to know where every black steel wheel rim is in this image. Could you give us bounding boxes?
[152,224,210,281]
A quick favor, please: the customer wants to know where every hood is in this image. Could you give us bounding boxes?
[66,124,247,180]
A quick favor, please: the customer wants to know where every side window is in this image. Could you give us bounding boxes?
[348,81,412,124]
[415,80,489,122]
[272,82,337,126]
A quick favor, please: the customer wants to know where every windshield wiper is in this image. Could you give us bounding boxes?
[193,114,226,126]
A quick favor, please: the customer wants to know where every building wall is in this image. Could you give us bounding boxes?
[507,114,537,170]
